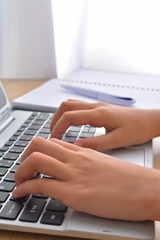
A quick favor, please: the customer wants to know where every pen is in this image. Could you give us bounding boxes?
[61,84,136,107]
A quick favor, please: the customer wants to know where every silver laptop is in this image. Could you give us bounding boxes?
[0,81,154,240]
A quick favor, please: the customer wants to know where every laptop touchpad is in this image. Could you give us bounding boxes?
[104,148,145,167]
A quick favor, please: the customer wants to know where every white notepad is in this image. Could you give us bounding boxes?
[12,69,160,112]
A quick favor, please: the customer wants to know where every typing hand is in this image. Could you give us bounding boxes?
[50,100,158,151]
[13,137,160,221]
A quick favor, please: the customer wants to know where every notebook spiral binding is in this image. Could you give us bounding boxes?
[59,78,160,92]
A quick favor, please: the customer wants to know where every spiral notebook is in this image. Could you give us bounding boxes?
[12,69,160,112]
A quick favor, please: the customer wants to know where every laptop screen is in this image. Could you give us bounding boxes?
[0,83,7,109]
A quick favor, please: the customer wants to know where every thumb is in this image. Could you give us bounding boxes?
[74,130,124,151]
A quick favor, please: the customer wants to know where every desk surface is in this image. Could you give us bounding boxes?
[1,79,160,240]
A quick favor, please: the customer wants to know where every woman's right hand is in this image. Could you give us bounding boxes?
[50,100,160,151]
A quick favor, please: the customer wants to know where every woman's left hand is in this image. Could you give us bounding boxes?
[13,137,160,221]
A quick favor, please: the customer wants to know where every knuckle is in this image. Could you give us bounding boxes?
[95,102,109,108]
[60,101,71,112]
[29,152,41,166]
[93,106,112,120]
[30,137,45,151]
[96,107,108,115]
[62,111,72,122]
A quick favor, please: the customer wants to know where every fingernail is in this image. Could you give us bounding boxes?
[74,140,83,147]
[12,188,19,197]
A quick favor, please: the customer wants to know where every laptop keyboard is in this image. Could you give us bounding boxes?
[0,111,96,226]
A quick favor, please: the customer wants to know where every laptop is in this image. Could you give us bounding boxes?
[0,81,155,240]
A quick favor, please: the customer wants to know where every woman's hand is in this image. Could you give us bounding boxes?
[13,137,160,221]
[50,100,160,151]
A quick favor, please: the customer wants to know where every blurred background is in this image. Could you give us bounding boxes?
[0,0,56,79]
[0,0,160,80]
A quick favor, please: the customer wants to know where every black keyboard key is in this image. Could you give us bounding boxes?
[0,192,9,203]
[20,135,33,141]
[82,126,90,133]
[28,114,37,120]
[0,160,13,168]
[37,113,49,121]
[46,119,52,124]
[43,123,50,129]
[0,167,8,176]
[79,132,94,138]
[66,131,79,138]
[16,158,21,165]
[32,194,48,199]
[21,123,29,128]
[4,172,15,182]
[40,212,64,226]
[28,125,40,130]
[46,200,67,213]
[4,141,13,147]
[30,112,38,117]
[32,120,44,125]
[14,131,22,137]
[25,119,33,124]
[0,201,23,220]
[24,130,38,136]
[0,146,10,152]
[9,147,24,154]
[10,164,19,173]
[89,127,96,133]
[19,198,46,222]
[15,140,29,147]
[18,127,26,132]
[0,181,15,192]
[9,136,18,141]
[62,137,76,143]
[69,126,81,132]
[10,194,29,203]
[40,128,50,134]
[3,153,19,161]
[36,133,49,139]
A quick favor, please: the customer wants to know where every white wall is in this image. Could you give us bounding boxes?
[51,0,88,78]
[0,0,160,79]
[0,0,56,79]
[83,0,160,76]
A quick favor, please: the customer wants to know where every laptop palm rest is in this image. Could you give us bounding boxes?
[68,211,154,240]
[106,148,145,166]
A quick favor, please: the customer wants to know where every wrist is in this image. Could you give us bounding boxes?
[147,109,160,138]
[145,168,160,220]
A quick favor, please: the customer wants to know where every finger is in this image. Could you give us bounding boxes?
[12,178,66,200]
[49,138,82,152]
[51,108,104,138]
[50,100,97,131]
[21,137,75,163]
[15,152,70,187]
[74,129,125,151]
